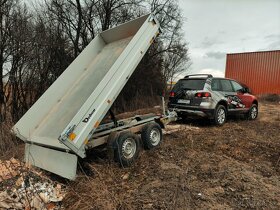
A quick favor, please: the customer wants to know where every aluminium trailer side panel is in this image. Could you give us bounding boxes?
[25,144,77,180]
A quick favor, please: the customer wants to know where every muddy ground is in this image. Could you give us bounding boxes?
[61,102,280,210]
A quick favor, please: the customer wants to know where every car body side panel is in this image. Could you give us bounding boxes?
[237,93,257,108]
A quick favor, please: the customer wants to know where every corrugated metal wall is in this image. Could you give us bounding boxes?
[225,50,280,94]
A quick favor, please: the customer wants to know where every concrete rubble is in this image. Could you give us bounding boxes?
[0,158,66,210]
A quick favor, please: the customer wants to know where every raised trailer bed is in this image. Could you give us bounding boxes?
[12,14,176,180]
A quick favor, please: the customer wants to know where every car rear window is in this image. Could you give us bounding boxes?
[172,79,206,92]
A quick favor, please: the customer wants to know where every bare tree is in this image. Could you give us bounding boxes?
[1,1,72,121]
[94,0,142,30]
[0,0,19,121]
[45,0,85,57]
[0,0,191,122]
[148,0,191,89]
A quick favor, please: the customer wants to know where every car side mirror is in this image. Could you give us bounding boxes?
[241,87,251,94]
[237,88,247,94]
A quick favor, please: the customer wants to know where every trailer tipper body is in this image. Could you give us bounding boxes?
[12,14,176,179]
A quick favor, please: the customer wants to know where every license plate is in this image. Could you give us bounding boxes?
[177,99,190,104]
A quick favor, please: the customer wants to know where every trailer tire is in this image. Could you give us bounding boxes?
[141,122,162,150]
[107,132,119,163]
[114,131,140,167]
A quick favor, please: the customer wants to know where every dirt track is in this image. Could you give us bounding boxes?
[63,102,280,209]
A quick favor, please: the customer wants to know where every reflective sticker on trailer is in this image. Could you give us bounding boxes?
[69,133,76,141]
[94,121,100,128]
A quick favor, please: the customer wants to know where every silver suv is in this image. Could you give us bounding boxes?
[168,74,258,125]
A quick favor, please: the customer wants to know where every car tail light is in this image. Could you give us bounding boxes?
[195,92,211,98]
[169,91,175,97]
[196,92,202,97]
[204,92,211,97]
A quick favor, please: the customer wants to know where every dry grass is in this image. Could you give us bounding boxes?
[258,94,280,103]
[1,100,279,209]
[64,163,135,210]
[62,102,280,209]
[0,119,22,159]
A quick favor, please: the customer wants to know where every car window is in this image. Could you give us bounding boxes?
[240,83,252,93]
[231,81,243,92]
[172,79,206,92]
[211,79,221,91]
[220,79,234,92]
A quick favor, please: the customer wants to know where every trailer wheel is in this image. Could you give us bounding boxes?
[114,131,140,167]
[141,122,162,150]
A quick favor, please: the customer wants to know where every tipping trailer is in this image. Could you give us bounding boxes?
[12,14,176,180]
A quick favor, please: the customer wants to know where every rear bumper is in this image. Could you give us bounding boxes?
[168,104,215,118]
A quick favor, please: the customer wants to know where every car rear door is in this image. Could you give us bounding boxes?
[219,79,245,112]
[230,80,252,109]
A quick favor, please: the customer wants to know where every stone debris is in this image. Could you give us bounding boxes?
[0,158,21,181]
[122,173,130,180]
[0,158,66,209]
[0,191,23,209]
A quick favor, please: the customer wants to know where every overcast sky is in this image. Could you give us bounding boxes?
[178,0,280,78]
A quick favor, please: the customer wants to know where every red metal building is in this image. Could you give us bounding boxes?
[225,50,280,95]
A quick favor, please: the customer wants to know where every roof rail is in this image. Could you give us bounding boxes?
[184,74,213,78]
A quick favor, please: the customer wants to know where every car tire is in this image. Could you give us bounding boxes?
[114,131,140,167]
[141,122,162,150]
[213,105,226,126]
[247,104,258,120]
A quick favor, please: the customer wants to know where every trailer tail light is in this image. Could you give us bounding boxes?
[195,92,211,98]
[169,92,175,97]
